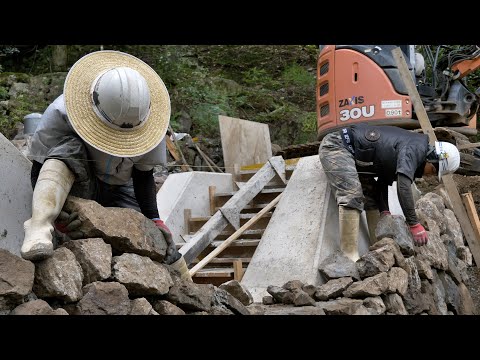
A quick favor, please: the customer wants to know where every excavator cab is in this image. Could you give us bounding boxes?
[316,45,479,140]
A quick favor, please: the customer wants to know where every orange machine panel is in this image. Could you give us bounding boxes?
[317,48,412,139]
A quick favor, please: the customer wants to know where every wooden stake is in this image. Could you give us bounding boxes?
[196,144,224,173]
[393,47,480,266]
[168,125,192,172]
[233,260,244,281]
[209,186,216,216]
[461,192,480,244]
[189,193,281,276]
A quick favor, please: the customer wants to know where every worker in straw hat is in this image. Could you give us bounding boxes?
[21,50,191,281]
[318,122,460,262]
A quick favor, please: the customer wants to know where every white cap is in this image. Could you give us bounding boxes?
[435,141,460,180]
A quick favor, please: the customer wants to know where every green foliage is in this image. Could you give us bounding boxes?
[0,86,8,100]
[282,64,315,87]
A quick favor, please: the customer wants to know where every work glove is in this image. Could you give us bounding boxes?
[55,210,84,240]
[153,219,181,265]
[409,223,428,246]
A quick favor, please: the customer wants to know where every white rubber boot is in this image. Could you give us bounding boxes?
[170,256,193,282]
[366,209,380,246]
[339,206,361,262]
[21,159,75,261]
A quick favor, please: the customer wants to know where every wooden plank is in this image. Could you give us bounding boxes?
[195,144,224,173]
[393,47,480,266]
[168,125,192,172]
[184,209,192,235]
[179,158,282,264]
[189,193,282,276]
[193,268,234,277]
[219,115,273,174]
[192,257,251,264]
[233,260,244,281]
[458,142,480,150]
[461,192,480,243]
[209,186,216,216]
[210,239,261,248]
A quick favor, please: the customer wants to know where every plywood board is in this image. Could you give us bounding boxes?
[219,115,272,174]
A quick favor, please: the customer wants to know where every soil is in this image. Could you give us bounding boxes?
[415,174,480,314]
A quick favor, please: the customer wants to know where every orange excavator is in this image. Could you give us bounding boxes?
[316,45,480,140]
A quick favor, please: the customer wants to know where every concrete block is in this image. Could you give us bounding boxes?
[157,172,233,244]
[241,156,370,302]
[0,133,32,256]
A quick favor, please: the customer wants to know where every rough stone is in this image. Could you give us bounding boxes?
[431,270,448,315]
[262,295,275,305]
[457,282,476,315]
[112,253,173,296]
[129,298,158,315]
[433,187,453,211]
[282,280,304,291]
[376,215,414,256]
[318,253,360,281]
[457,246,473,266]
[292,289,315,307]
[267,285,294,304]
[414,254,433,280]
[152,300,186,315]
[166,280,214,312]
[11,299,68,315]
[356,245,395,279]
[422,192,445,213]
[302,284,317,298]
[33,247,83,303]
[64,196,167,261]
[62,238,112,285]
[343,272,388,298]
[363,296,386,315]
[263,304,326,315]
[417,229,449,271]
[442,209,464,248]
[370,238,407,271]
[246,303,267,315]
[0,249,35,302]
[314,277,353,301]
[219,280,253,306]
[76,281,131,315]
[416,197,446,234]
[386,267,409,296]
[382,293,408,315]
[318,298,369,315]
[212,287,250,315]
[210,305,235,315]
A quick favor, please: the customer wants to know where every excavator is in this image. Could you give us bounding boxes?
[279,45,480,175]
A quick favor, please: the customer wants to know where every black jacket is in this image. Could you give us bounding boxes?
[348,123,429,185]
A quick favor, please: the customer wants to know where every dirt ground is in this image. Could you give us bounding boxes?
[415,174,480,314]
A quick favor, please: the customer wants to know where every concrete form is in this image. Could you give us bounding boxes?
[157,171,233,245]
[241,155,371,302]
[0,133,32,257]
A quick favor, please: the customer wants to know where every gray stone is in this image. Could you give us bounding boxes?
[414,255,433,280]
[318,253,360,281]
[33,247,83,303]
[262,296,275,305]
[76,281,131,315]
[318,298,368,315]
[210,305,235,315]
[443,209,464,248]
[422,192,445,213]
[64,196,167,261]
[282,280,304,291]
[431,270,448,315]
[8,82,28,97]
[166,280,214,312]
[63,238,112,285]
[457,282,476,315]
[0,249,35,301]
[356,245,395,279]
[382,293,408,315]
[265,304,326,315]
[417,229,448,271]
[129,298,158,315]
[402,258,430,314]
[302,284,317,298]
[363,296,386,315]
[386,267,408,296]
[343,273,388,298]
[370,238,407,271]
[212,287,250,315]
[267,285,294,304]
[112,253,173,296]
[292,289,315,307]
[152,300,186,315]
[219,280,253,306]
[246,303,267,315]
[376,215,414,256]
[416,197,446,234]
[11,299,68,315]
[314,277,353,301]
[457,246,472,266]
[433,187,453,211]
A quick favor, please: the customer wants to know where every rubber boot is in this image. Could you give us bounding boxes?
[170,255,193,282]
[366,209,380,246]
[339,206,361,262]
[21,159,75,261]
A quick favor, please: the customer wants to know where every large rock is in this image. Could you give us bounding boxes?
[370,238,407,270]
[318,253,360,281]
[442,209,464,248]
[314,277,353,301]
[457,246,473,266]
[433,187,453,210]
[386,267,408,296]
[291,289,316,307]
[112,253,173,296]
[266,285,294,304]
[282,280,304,291]
[211,287,250,315]
[76,282,131,315]
[375,215,414,256]
[33,247,83,303]
[166,280,214,312]
[11,299,68,315]
[0,249,35,302]
[356,244,395,279]
[152,300,186,315]
[343,272,388,298]
[414,255,433,280]
[415,197,446,234]
[431,270,448,315]
[219,280,253,306]
[264,305,326,315]
[63,238,112,285]
[382,293,408,315]
[363,296,386,315]
[129,298,158,315]
[64,196,167,261]
[318,298,370,315]
[417,229,448,271]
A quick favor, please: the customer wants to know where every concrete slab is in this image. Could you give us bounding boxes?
[156,172,233,244]
[241,155,370,302]
[0,133,32,257]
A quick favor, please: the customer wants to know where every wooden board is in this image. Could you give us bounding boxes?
[219,115,272,174]
[393,47,480,266]
[461,192,480,248]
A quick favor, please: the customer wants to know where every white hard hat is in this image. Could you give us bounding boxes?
[435,141,460,180]
[90,67,151,129]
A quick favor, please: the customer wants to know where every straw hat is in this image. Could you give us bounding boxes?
[64,50,170,157]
